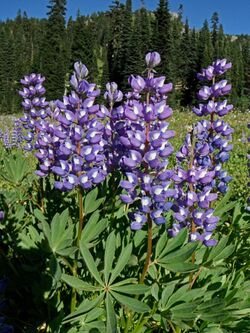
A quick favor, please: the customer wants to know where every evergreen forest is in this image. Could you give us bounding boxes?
[0,0,249,113]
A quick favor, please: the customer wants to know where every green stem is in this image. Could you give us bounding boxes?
[167,319,179,333]
[139,214,153,284]
[188,127,196,287]
[71,187,85,312]
[131,314,147,333]
[76,187,84,247]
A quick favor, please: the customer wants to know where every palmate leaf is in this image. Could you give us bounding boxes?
[41,209,74,254]
[51,209,72,251]
[1,151,30,184]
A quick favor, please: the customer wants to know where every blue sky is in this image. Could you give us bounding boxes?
[0,0,249,35]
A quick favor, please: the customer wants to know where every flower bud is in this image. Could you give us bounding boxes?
[145,52,161,68]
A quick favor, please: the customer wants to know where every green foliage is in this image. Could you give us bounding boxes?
[0,148,249,332]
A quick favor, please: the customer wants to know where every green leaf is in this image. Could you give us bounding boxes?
[104,231,116,284]
[158,228,187,259]
[213,244,235,261]
[109,243,132,284]
[111,278,138,287]
[41,220,51,245]
[133,230,147,247]
[214,190,237,219]
[1,151,30,184]
[202,327,224,333]
[45,209,73,254]
[214,189,232,215]
[84,308,104,323]
[160,282,177,308]
[61,274,100,291]
[199,311,228,322]
[51,210,70,250]
[34,208,47,223]
[84,187,104,214]
[155,232,168,258]
[207,236,229,262]
[170,302,199,320]
[106,293,117,333]
[166,284,189,308]
[197,299,225,312]
[50,255,62,284]
[111,291,150,313]
[111,284,150,295]
[63,294,104,324]
[159,262,199,273]
[83,214,108,245]
[83,210,100,237]
[151,283,159,301]
[80,243,104,286]
[159,242,198,263]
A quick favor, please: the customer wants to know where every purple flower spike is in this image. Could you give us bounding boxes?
[109,52,175,231]
[19,62,109,191]
[170,59,233,246]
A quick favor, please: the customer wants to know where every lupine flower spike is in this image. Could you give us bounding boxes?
[118,52,176,230]
[170,59,233,246]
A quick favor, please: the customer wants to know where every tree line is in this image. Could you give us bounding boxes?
[0,0,249,114]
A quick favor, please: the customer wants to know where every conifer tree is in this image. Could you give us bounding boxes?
[153,0,171,75]
[71,13,97,81]
[211,12,219,49]
[198,20,214,67]
[107,1,125,85]
[41,0,67,99]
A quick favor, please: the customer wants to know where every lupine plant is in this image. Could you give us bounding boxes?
[170,59,234,248]
[114,52,176,282]
[0,53,250,333]
[0,119,23,150]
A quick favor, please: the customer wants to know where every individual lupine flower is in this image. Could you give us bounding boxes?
[104,82,123,104]
[117,52,176,230]
[170,59,233,246]
[19,73,49,151]
[145,52,161,69]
